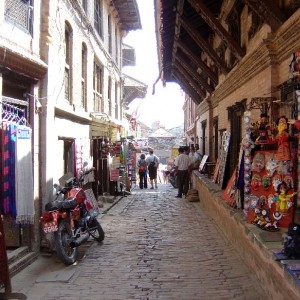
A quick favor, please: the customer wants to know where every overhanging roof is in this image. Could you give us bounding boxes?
[154,0,292,105]
[113,0,142,30]
[154,0,246,104]
[123,74,148,106]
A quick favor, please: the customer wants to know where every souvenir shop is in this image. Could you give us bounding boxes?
[90,119,137,197]
[221,88,300,233]
[108,138,137,195]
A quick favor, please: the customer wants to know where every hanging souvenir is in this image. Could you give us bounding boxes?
[251,174,262,191]
[249,194,259,209]
[273,181,297,215]
[275,116,291,162]
[272,175,282,191]
[267,194,275,209]
[277,160,293,175]
[252,207,262,226]
[262,175,271,190]
[284,175,294,190]
[252,152,265,172]
[265,152,279,177]
[259,195,267,207]
[273,211,283,221]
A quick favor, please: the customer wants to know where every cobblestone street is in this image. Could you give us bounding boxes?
[10,184,268,300]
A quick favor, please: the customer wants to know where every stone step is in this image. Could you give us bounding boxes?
[7,246,29,265]
[9,251,38,278]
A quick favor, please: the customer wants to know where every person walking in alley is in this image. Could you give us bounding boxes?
[137,153,148,189]
[146,149,160,189]
[189,144,201,171]
[174,146,193,198]
[188,144,202,189]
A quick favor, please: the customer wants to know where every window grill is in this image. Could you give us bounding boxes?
[93,92,102,112]
[5,0,33,34]
[94,0,103,39]
[1,96,29,122]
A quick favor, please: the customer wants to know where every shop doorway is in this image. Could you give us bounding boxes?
[227,100,246,184]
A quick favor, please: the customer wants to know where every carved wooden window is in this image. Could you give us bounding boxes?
[115,27,119,66]
[226,2,243,68]
[64,22,73,103]
[213,117,219,161]
[280,81,300,121]
[227,100,246,176]
[5,0,33,35]
[227,3,243,46]
[115,81,119,119]
[108,76,112,116]
[93,61,103,112]
[82,0,87,13]
[94,0,103,39]
[216,42,226,62]
[201,120,207,156]
[81,43,87,110]
[248,10,263,40]
[108,15,112,54]
[61,139,75,175]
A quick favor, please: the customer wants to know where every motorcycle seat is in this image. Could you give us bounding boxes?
[45,197,78,211]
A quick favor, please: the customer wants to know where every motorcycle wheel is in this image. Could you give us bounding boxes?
[54,218,77,265]
[88,219,105,242]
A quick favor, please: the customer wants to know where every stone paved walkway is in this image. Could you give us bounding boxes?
[9,184,268,300]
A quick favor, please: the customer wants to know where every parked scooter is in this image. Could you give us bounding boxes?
[39,169,105,265]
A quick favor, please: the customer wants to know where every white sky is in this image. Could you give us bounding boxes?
[123,0,185,129]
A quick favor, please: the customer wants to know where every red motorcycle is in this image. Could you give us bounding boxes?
[39,169,105,265]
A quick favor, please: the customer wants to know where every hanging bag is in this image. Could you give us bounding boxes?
[139,165,145,173]
[138,159,146,173]
[148,156,156,170]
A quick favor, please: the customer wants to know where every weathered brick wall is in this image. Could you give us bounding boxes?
[193,172,300,300]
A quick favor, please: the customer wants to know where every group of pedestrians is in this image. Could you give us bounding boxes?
[137,149,160,189]
[174,144,202,198]
[137,145,202,198]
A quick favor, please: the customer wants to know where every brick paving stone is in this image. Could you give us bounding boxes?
[10,184,269,299]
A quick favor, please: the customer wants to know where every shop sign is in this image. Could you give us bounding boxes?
[110,169,119,181]
[133,138,148,149]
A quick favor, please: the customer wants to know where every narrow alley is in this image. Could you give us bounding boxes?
[10,184,268,300]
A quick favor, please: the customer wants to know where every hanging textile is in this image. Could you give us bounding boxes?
[75,138,84,178]
[75,138,95,185]
[2,122,17,217]
[15,125,34,224]
[0,123,2,213]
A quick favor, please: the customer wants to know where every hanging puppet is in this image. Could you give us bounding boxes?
[272,181,297,216]
[275,116,291,162]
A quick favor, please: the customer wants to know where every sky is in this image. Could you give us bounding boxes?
[122,0,185,129]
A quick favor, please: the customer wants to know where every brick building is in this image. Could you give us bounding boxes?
[155,1,300,298]
[0,0,47,259]
[0,0,144,274]
[155,0,300,191]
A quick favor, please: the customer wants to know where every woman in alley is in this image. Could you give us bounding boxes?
[137,153,148,189]
[146,149,160,189]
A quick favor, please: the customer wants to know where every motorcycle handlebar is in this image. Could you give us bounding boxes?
[82,167,96,176]
[55,168,96,195]
[56,186,72,195]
